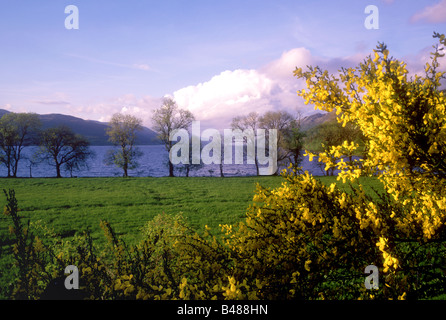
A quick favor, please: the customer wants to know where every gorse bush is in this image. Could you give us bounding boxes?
[2,33,446,300]
[294,31,446,299]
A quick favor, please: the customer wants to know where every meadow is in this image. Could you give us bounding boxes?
[0,175,383,299]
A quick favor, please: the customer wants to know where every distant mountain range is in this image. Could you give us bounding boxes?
[299,111,337,131]
[0,108,335,145]
[0,109,161,145]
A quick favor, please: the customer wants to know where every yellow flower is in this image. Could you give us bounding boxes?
[304,260,312,272]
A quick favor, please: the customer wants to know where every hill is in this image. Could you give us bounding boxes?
[300,111,337,131]
[0,109,160,145]
[0,108,338,144]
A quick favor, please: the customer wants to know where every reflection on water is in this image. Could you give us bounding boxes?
[0,145,329,178]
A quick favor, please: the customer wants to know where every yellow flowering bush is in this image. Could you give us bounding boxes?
[219,167,383,299]
[294,32,446,299]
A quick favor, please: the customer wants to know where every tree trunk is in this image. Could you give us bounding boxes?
[6,151,11,178]
[255,157,259,176]
[220,163,224,177]
[56,163,62,178]
[12,147,21,178]
[169,162,174,177]
[123,162,128,177]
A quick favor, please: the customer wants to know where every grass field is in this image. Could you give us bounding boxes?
[0,176,283,244]
[0,175,383,243]
[0,175,384,299]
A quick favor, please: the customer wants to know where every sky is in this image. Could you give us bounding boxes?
[0,0,445,129]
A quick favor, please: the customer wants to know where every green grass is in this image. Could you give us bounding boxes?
[0,175,384,299]
[0,175,384,244]
[0,176,286,245]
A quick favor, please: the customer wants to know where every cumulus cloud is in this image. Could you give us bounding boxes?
[171,48,316,129]
[173,69,275,129]
[172,47,364,129]
[410,0,446,23]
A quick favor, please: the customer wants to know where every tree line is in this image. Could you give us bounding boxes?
[0,113,93,178]
[0,98,360,178]
[0,111,145,178]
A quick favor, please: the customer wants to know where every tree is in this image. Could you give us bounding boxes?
[38,125,92,178]
[281,113,307,170]
[152,98,195,177]
[0,113,40,177]
[231,112,260,175]
[259,110,305,173]
[104,113,143,177]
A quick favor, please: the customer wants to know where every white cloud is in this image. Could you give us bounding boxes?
[173,69,275,128]
[172,47,363,129]
[410,0,446,23]
[261,47,313,79]
[171,48,317,129]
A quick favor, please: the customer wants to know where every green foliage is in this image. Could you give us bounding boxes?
[105,113,143,177]
[0,113,41,178]
[152,98,195,177]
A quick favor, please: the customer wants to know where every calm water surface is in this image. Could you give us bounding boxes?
[0,145,329,178]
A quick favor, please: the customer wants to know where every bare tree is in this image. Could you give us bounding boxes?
[231,112,260,175]
[104,113,143,177]
[38,125,92,178]
[152,98,195,177]
[259,110,305,172]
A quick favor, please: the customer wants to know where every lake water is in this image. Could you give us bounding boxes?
[0,145,330,178]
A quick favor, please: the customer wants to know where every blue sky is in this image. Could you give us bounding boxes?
[0,0,445,128]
